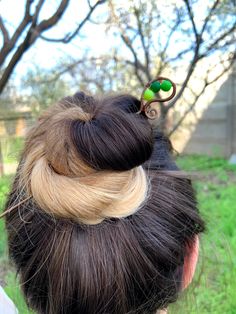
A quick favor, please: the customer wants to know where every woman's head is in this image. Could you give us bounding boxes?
[4,92,204,314]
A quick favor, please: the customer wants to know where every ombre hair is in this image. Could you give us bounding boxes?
[4,92,205,314]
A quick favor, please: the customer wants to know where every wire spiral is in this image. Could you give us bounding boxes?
[140,77,176,120]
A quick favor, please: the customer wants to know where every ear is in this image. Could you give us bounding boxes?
[182,235,199,290]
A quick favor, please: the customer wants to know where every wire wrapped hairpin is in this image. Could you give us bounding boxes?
[139,77,176,119]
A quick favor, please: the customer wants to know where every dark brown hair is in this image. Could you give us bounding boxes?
[4,92,205,314]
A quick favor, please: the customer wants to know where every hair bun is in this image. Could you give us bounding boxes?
[20,93,152,224]
[71,99,154,171]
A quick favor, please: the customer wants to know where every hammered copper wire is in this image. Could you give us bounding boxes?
[140,77,176,119]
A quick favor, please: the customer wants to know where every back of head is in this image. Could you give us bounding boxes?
[4,92,204,314]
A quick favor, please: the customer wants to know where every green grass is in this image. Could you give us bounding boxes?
[0,155,236,314]
[4,273,34,314]
[169,155,236,313]
[0,175,13,259]
[194,184,236,313]
[1,137,24,164]
[0,174,34,313]
[176,154,236,172]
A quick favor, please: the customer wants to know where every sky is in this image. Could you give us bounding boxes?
[0,0,234,87]
[0,0,113,77]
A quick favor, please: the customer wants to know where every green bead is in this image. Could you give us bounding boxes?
[161,80,172,91]
[150,81,161,93]
[143,88,155,101]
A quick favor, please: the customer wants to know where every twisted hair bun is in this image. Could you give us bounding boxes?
[19,93,154,224]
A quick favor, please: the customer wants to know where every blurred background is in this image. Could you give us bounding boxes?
[0,0,235,313]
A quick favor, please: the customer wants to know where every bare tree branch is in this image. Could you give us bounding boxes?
[36,59,90,84]
[108,1,148,85]
[120,35,146,86]
[166,49,201,111]
[202,22,236,56]
[166,47,194,64]
[30,0,70,44]
[0,0,106,95]
[39,0,106,43]
[169,53,236,136]
[0,17,10,44]
[104,0,235,134]
[10,0,32,44]
[0,0,33,67]
[166,1,235,112]
[165,1,206,111]
[133,7,151,81]
[87,0,93,10]
[156,13,183,76]
[200,0,221,35]
[184,0,200,43]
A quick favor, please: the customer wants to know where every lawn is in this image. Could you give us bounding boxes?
[170,156,236,314]
[0,155,236,314]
